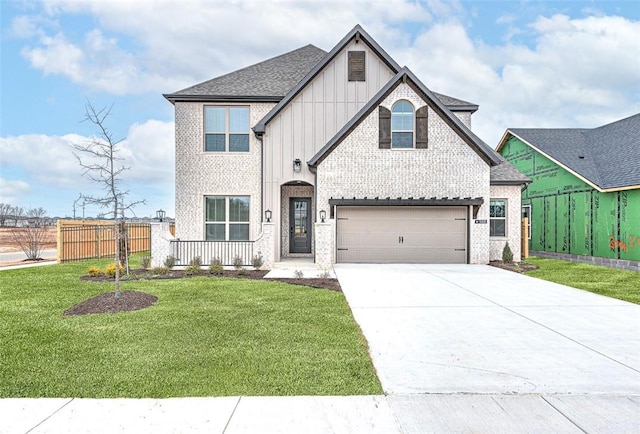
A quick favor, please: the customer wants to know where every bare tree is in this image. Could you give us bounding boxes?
[11,207,49,260]
[10,206,25,227]
[72,101,144,298]
[0,203,12,227]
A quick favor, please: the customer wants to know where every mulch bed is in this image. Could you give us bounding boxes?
[489,260,539,273]
[64,290,158,316]
[71,268,341,316]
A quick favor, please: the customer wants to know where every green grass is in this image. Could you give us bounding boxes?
[0,257,381,398]
[526,257,640,304]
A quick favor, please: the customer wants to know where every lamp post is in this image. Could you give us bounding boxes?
[156,209,166,222]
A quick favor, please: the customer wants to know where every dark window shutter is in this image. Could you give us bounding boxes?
[416,105,428,149]
[379,107,391,149]
[348,51,366,82]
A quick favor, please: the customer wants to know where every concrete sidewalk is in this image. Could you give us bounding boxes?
[4,393,639,433]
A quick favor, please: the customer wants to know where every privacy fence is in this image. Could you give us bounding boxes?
[56,220,174,263]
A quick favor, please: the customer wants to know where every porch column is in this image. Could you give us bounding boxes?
[254,222,275,269]
[315,220,335,269]
[150,222,175,268]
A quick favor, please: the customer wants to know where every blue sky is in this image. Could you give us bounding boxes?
[1,0,639,218]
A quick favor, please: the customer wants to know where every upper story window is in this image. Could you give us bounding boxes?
[204,106,249,152]
[490,199,507,237]
[391,100,414,148]
[348,51,366,81]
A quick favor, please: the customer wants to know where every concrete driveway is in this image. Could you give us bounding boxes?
[335,264,640,432]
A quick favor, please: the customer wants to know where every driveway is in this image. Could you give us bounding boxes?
[335,264,640,432]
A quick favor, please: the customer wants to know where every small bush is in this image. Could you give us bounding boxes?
[140,256,151,270]
[105,263,124,277]
[252,254,264,270]
[164,255,176,269]
[502,242,514,263]
[209,258,224,276]
[237,268,248,276]
[87,266,102,277]
[150,266,169,275]
[294,269,304,279]
[232,255,243,270]
[317,270,332,279]
[185,256,202,276]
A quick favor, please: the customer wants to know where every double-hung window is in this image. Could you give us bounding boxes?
[490,199,507,237]
[204,106,249,152]
[205,196,250,241]
[391,100,414,148]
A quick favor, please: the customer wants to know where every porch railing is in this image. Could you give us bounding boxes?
[170,240,254,266]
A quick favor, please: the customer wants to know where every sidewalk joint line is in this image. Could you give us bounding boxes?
[25,398,74,434]
[540,395,588,433]
[222,396,242,434]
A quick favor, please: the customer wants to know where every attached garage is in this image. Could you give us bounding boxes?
[335,206,468,263]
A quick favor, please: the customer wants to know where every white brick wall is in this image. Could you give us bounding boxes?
[174,102,274,240]
[489,185,523,262]
[316,84,492,264]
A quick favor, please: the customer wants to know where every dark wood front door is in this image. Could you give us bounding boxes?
[289,198,311,253]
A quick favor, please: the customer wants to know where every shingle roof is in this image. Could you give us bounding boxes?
[490,156,531,185]
[164,45,328,102]
[308,67,503,168]
[509,113,640,189]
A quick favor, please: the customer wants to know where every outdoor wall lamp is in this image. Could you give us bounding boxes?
[320,210,326,223]
[156,209,166,222]
[265,209,272,223]
[293,158,302,172]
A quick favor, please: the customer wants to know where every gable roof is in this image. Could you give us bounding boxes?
[308,67,503,168]
[163,44,328,103]
[500,113,640,190]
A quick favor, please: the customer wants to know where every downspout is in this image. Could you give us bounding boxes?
[309,164,317,264]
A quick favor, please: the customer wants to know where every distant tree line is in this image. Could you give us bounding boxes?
[0,203,53,227]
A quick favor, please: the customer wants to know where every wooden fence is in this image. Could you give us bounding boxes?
[57,220,153,263]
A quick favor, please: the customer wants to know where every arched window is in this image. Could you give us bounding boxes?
[391,100,414,148]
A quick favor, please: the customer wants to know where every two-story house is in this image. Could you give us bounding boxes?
[163,25,529,268]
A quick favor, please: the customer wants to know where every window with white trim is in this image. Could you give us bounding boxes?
[205,196,250,240]
[522,205,531,240]
[391,100,414,148]
[204,106,249,152]
[490,199,507,237]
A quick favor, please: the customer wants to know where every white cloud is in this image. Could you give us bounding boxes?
[0,178,31,204]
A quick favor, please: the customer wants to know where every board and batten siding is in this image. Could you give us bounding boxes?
[262,39,396,259]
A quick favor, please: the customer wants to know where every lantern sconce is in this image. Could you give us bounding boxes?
[265,209,272,223]
[156,209,166,222]
[293,158,302,172]
[319,209,326,223]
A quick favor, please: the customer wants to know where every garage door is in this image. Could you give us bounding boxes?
[336,206,467,263]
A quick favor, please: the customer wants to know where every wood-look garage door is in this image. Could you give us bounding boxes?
[336,206,468,263]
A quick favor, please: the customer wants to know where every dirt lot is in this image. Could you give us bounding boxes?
[0,227,57,253]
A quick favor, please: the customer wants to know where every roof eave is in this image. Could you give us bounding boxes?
[163,94,283,104]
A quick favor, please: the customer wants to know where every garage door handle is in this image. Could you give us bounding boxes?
[399,236,404,244]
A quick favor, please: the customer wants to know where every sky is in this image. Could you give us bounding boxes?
[1,0,639,219]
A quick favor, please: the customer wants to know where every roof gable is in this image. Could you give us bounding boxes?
[163,44,327,103]
[253,25,401,133]
[308,67,502,168]
[498,112,640,190]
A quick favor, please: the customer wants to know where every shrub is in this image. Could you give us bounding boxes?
[294,269,304,279]
[251,254,264,270]
[185,256,202,275]
[232,255,244,270]
[502,242,514,263]
[237,268,248,276]
[105,263,124,277]
[140,256,151,270]
[150,266,169,275]
[317,270,332,279]
[87,266,102,277]
[209,258,224,276]
[164,255,176,269]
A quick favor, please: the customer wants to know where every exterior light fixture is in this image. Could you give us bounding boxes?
[293,159,302,172]
[156,209,166,222]
[265,209,272,223]
[319,210,326,223]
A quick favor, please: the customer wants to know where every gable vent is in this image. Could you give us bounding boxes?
[348,51,366,82]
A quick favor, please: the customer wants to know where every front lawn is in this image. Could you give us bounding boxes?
[0,259,381,398]
[525,257,640,304]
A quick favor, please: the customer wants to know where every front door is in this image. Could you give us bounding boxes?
[289,198,311,253]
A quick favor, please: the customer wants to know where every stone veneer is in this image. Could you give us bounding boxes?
[489,185,523,262]
[173,102,274,241]
[150,222,176,267]
[280,184,314,257]
[316,83,492,264]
